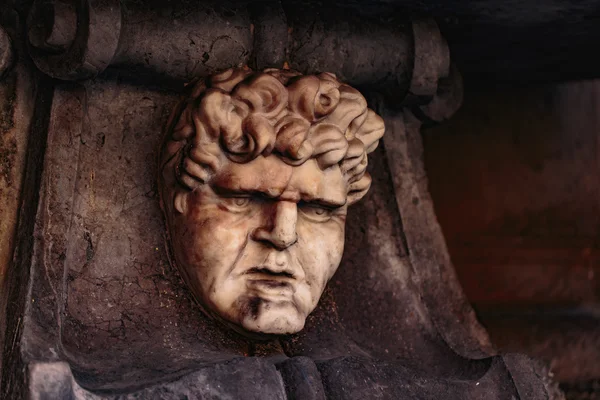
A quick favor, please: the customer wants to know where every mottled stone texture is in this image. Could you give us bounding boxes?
[0,0,561,398]
[0,7,40,385]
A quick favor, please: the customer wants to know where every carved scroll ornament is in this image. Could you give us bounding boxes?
[158,68,384,337]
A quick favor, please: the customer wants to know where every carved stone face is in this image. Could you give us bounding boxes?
[170,156,347,335]
[159,68,384,336]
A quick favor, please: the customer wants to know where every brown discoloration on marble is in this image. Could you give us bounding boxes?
[158,68,384,337]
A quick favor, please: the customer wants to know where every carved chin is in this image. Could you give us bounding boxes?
[235,298,307,336]
[240,309,306,336]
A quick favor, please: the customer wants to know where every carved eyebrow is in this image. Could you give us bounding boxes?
[278,188,346,208]
[213,185,346,208]
[212,185,289,200]
[299,196,346,209]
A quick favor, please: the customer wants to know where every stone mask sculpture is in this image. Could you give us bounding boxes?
[158,68,384,337]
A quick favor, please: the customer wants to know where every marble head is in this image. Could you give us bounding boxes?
[158,67,384,337]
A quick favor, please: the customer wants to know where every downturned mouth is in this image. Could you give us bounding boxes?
[245,267,295,282]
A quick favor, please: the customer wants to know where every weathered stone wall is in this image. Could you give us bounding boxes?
[0,10,38,380]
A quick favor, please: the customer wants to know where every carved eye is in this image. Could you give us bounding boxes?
[220,196,253,213]
[233,197,250,207]
[299,203,333,222]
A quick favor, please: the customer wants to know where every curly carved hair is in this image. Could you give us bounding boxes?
[159,67,385,207]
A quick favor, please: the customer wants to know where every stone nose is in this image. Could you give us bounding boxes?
[252,201,298,250]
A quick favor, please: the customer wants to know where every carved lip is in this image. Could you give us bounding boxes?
[246,280,295,301]
[245,267,296,294]
[245,267,295,281]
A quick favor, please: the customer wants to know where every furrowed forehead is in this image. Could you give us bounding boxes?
[211,156,348,207]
